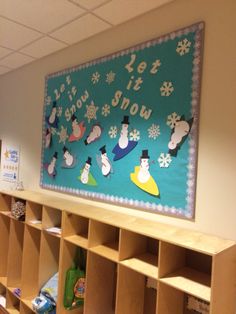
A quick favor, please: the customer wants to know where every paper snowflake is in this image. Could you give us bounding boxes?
[57,126,69,144]
[160,81,174,96]
[166,112,180,129]
[66,75,71,85]
[130,129,140,141]
[148,124,160,140]
[50,128,57,135]
[45,96,51,106]
[102,104,111,117]
[158,153,172,168]
[91,72,100,84]
[84,101,99,123]
[176,38,191,56]
[106,71,116,84]
[57,106,63,117]
[108,126,118,138]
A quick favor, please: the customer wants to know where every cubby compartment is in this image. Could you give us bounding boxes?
[63,212,89,249]
[157,282,184,314]
[6,289,20,314]
[85,252,117,314]
[119,229,159,279]
[0,194,11,213]
[25,201,43,230]
[21,225,41,301]
[0,214,10,286]
[19,302,35,314]
[158,241,212,302]
[89,220,120,262]
[42,206,62,237]
[116,264,157,314]
[7,220,24,289]
[0,283,6,309]
[58,240,87,314]
[38,231,60,291]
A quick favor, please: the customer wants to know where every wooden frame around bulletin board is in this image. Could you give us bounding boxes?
[40,22,204,220]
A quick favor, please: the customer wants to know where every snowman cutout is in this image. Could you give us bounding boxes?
[130,150,159,196]
[69,114,86,142]
[62,146,77,168]
[84,124,103,145]
[168,116,193,157]
[96,145,113,177]
[46,101,59,128]
[112,116,138,161]
[44,152,58,178]
[78,157,97,186]
[45,128,52,149]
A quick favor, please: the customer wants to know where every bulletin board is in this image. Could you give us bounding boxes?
[40,22,204,219]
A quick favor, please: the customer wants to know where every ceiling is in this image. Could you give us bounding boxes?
[0,0,173,76]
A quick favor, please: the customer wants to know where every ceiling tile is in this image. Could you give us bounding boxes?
[0,0,86,33]
[0,52,35,69]
[20,37,68,58]
[70,0,111,10]
[0,17,42,50]
[0,65,11,75]
[0,46,12,59]
[50,13,111,44]
[94,0,173,25]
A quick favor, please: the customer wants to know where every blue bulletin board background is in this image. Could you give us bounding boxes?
[40,22,204,219]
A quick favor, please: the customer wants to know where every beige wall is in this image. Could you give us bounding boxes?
[0,0,235,240]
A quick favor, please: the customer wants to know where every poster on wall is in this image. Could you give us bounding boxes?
[1,142,20,183]
[40,22,204,219]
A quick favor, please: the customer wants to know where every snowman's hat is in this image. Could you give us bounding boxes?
[99,145,106,154]
[121,116,130,125]
[86,157,92,165]
[140,149,149,159]
[52,101,57,107]
[63,146,68,154]
[71,114,77,122]
[53,152,58,159]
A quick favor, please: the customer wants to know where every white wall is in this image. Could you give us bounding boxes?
[0,0,235,240]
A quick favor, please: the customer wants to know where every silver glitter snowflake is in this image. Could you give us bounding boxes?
[176,38,191,56]
[57,125,69,144]
[166,112,180,129]
[160,81,174,96]
[106,71,116,84]
[158,153,172,168]
[148,124,160,140]
[108,126,118,138]
[84,101,99,123]
[102,104,111,117]
[91,72,100,84]
[129,129,140,141]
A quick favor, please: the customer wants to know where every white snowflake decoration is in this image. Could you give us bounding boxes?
[50,128,57,135]
[45,96,51,106]
[158,153,172,168]
[166,112,180,129]
[106,71,116,84]
[91,72,100,84]
[108,126,118,138]
[130,129,140,141]
[160,81,174,96]
[84,101,99,123]
[176,38,191,56]
[57,106,63,117]
[57,126,69,144]
[148,124,160,140]
[102,104,111,117]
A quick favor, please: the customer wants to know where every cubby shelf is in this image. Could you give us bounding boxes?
[0,189,235,314]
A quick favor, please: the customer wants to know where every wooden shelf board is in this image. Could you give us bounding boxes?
[0,211,11,218]
[7,288,21,300]
[159,266,211,302]
[6,309,20,314]
[20,299,34,311]
[64,234,89,249]
[120,253,158,279]
[89,242,119,262]
[26,222,42,231]
[43,230,61,238]
[0,277,7,287]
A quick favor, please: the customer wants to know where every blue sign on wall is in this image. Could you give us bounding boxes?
[40,22,204,219]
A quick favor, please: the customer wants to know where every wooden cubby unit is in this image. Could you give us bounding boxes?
[0,189,235,314]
